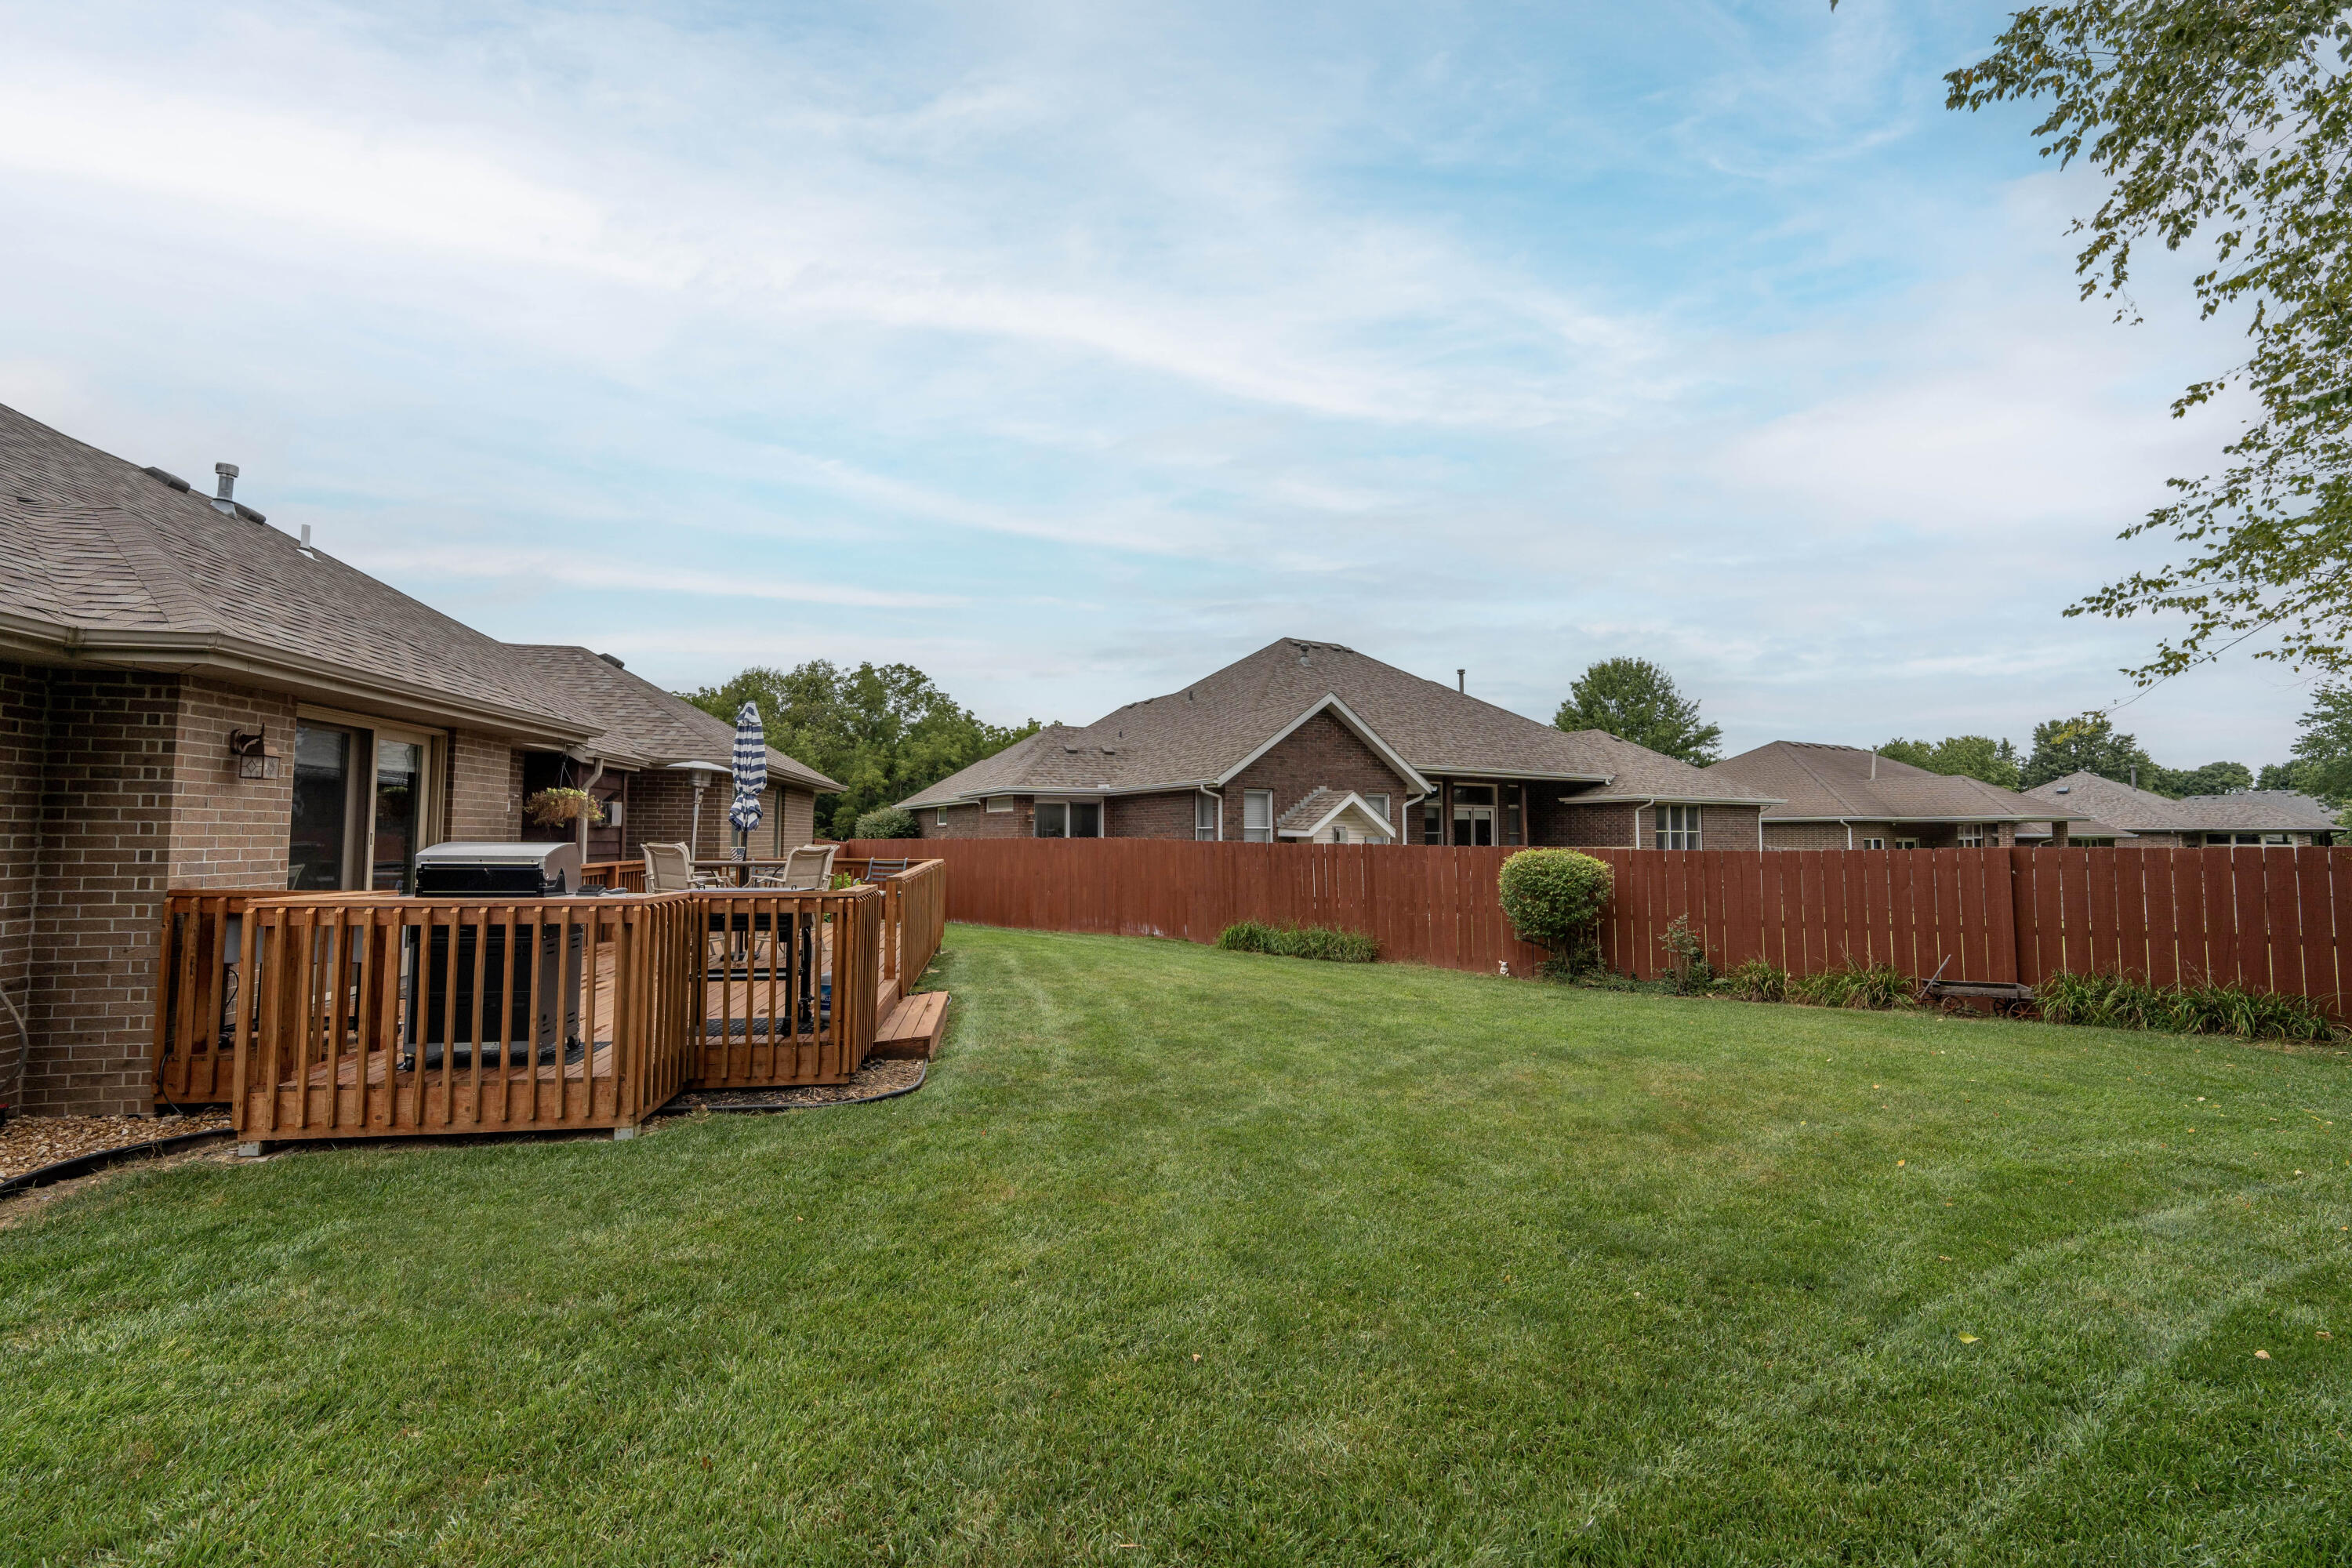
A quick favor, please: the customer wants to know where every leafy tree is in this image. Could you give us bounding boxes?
[1946,5,2352,681]
[2258,757,2327,793]
[2143,760,2255,797]
[2285,684,2352,804]
[2020,712,2157,789]
[684,661,1040,837]
[1875,735,2023,790]
[1554,658,1723,765]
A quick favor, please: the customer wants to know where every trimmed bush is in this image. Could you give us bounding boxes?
[1498,849,1613,974]
[1789,960,1913,1011]
[2035,970,2339,1042]
[852,806,917,840]
[1217,921,1379,964]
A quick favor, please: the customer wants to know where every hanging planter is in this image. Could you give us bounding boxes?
[526,787,606,827]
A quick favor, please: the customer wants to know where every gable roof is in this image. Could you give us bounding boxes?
[503,646,843,792]
[0,401,596,742]
[2019,771,2338,834]
[898,638,1776,809]
[1276,787,1396,839]
[1708,741,2074,823]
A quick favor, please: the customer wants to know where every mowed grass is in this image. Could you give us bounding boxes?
[5,926,2351,1566]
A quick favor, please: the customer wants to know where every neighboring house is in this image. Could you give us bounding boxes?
[0,401,833,1116]
[2016,772,2338,848]
[506,645,840,861]
[896,638,1779,848]
[1705,741,2080,851]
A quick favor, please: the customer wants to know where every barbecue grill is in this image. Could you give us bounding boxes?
[404,842,587,1069]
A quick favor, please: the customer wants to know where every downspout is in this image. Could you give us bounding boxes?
[1631,798,1655,850]
[1402,791,1425,845]
[1197,783,1224,841]
[574,753,606,862]
[1838,818,1853,849]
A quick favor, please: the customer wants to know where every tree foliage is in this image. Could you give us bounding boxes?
[2020,711,2157,788]
[685,661,1039,837]
[1554,658,1724,764]
[1947,3,2352,680]
[1875,735,2024,789]
[2285,682,2352,804]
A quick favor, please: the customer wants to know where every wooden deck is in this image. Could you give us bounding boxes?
[153,860,947,1145]
[870,990,949,1061]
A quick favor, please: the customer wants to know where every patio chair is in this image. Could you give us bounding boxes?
[862,857,911,880]
[752,844,837,891]
[642,841,724,894]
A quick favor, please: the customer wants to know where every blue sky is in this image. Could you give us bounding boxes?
[0,1,2309,767]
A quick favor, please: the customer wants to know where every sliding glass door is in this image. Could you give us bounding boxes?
[287,714,443,891]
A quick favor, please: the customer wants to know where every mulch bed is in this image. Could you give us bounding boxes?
[0,1112,232,1181]
[662,1057,926,1115]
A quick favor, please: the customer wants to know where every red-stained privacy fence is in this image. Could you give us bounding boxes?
[841,839,2352,1014]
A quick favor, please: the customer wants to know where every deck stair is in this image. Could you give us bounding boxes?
[869,991,949,1061]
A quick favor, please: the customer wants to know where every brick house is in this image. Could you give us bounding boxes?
[2016,771,2339,848]
[0,401,835,1116]
[896,638,1778,848]
[1703,741,2085,851]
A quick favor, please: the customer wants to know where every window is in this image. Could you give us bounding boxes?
[1195,793,1218,841]
[1243,789,1274,843]
[1860,837,1886,851]
[938,807,948,826]
[1034,800,1102,838]
[1422,800,1443,845]
[1504,797,1523,846]
[289,722,351,889]
[1958,824,1987,848]
[1894,837,1919,851]
[1654,804,1701,851]
[986,796,1013,813]
[1452,783,1496,847]
[1366,793,1390,826]
[291,715,443,891]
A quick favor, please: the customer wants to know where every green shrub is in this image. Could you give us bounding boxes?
[1216,921,1379,964]
[2035,970,2339,1042]
[1789,960,1914,1011]
[1723,958,1788,1004]
[851,806,917,840]
[1499,849,1613,975]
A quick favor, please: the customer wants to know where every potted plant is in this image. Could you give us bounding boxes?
[525,787,605,828]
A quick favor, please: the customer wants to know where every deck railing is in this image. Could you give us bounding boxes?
[580,860,648,893]
[154,884,889,1139]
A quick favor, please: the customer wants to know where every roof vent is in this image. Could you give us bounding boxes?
[1457,669,1465,693]
[597,652,626,670]
[2054,786,2071,795]
[208,463,267,524]
[143,466,191,493]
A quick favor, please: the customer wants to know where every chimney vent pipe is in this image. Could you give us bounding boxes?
[211,463,239,515]
[1457,669,1465,693]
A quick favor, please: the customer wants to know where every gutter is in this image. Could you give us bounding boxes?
[0,612,601,744]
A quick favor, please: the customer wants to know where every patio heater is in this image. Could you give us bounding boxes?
[665,760,731,858]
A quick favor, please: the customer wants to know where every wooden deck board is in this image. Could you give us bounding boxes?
[870,991,949,1060]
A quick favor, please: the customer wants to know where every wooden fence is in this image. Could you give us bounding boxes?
[840,839,2352,1013]
[154,884,889,1138]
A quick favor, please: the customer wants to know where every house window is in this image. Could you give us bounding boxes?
[1958,824,1987,848]
[1654,804,1701,851]
[1422,799,1443,845]
[1366,793,1390,827]
[1894,837,1919,851]
[1504,797,1523,846]
[1243,789,1274,843]
[986,796,1013,813]
[1035,800,1102,838]
[1860,837,1886,851]
[1195,793,1218,841]
[938,807,948,826]
[1453,783,1496,847]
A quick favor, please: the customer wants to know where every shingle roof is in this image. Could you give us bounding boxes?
[505,645,842,792]
[0,401,595,740]
[1707,741,2068,822]
[2019,771,2339,834]
[898,639,1776,809]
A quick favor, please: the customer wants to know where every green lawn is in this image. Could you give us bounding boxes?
[5,925,2350,1566]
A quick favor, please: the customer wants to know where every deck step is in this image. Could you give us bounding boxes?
[869,990,949,1061]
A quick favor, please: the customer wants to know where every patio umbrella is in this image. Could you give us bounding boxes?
[727,701,766,860]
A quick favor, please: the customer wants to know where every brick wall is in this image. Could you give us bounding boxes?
[1108,789,1197,840]
[624,771,818,859]
[1224,711,1411,840]
[916,797,1035,838]
[167,677,296,888]
[0,662,45,1110]
[449,731,522,840]
[20,668,185,1115]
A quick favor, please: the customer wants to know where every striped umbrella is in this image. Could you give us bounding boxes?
[727,700,766,858]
